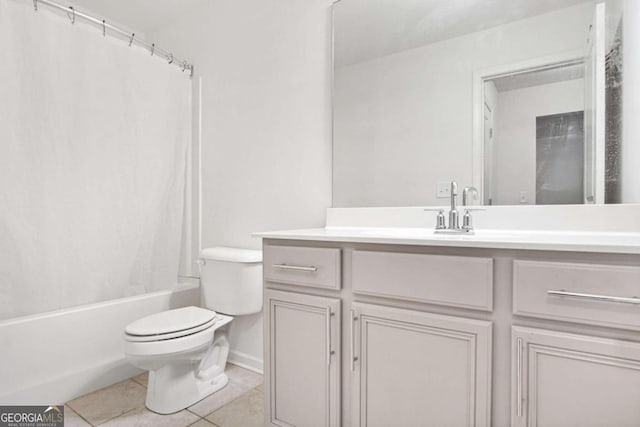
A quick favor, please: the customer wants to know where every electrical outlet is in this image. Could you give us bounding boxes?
[437,182,451,198]
[519,191,528,204]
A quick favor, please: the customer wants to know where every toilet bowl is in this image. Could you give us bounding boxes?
[124,247,262,414]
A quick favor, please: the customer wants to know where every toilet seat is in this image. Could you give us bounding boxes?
[125,317,218,342]
[124,313,233,359]
[124,306,218,343]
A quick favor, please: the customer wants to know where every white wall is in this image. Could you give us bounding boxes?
[333,2,594,207]
[492,79,585,205]
[150,0,333,371]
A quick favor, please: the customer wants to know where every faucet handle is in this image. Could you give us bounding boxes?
[424,208,447,229]
[462,210,472,231]
[435,210,446,229]
[461,208,485,231]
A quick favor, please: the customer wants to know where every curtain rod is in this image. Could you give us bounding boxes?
[31,0,194,77]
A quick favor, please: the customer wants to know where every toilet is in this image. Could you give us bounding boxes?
[123,247,262,414]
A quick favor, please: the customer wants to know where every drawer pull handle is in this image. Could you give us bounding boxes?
[547,290,640,305]
[272,264,318,272]
[350,309,358,372]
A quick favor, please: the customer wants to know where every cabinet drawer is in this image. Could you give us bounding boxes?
[352,250,493,311]
[513,260,640,330]
[264,245,341,289]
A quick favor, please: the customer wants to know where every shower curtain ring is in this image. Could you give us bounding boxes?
[129,33,135,47]
[33,0,37,12]
[151,43,155,56]
[102,20,106,36]
[167,53,174,64]
[67,6,75,24]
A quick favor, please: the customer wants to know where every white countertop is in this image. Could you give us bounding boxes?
[253,227,640,254]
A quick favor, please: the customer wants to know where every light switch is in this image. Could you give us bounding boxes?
[437,182,451,198]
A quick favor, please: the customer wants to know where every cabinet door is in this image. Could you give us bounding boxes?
[512,326,640,427]
[264,289,341,427]
[351,303,492,427]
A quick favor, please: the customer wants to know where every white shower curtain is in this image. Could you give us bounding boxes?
[0,1,192,319]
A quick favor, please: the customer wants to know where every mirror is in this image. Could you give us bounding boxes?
[332,0,639,207]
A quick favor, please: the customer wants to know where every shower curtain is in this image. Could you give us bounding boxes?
[0,0,192,319]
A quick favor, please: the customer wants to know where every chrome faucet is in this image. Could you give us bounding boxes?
[448,181,460,230]
[427,181,481,234]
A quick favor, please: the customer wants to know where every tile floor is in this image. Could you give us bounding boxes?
[65,364,263,427]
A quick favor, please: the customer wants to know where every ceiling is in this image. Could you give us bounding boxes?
[334,0,593,67]
[65,0,208,34]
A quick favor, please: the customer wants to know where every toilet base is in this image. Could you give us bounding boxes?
[146,368,230,414]
[144,322,232,414]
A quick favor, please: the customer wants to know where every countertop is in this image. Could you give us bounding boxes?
[253,227,640,254]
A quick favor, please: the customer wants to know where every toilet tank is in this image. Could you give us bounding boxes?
[200,247,263,315]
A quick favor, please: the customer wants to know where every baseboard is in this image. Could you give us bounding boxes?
[0,358,142,405]
[227,350,263,374]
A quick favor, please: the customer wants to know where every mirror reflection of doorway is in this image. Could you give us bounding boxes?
[482,60,586,205]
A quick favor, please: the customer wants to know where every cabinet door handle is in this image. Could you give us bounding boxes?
[547,290,640,305]
[326,308,332,367]
[516,337,523,417]
[272,264,318,272]
[350,309,358,371]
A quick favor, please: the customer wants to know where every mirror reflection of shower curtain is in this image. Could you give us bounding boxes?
[536,112,585,204]
[0,1,191,320]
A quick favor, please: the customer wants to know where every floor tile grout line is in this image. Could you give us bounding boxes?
[65,404,96,427]
[201,384,263,419]
[186,408,201,417]
[66,379,147,426]
[186,416,219,427]
[65,403,94,426]
[96,406,142,427]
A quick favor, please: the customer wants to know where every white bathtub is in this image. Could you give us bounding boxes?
[0,281,200,404]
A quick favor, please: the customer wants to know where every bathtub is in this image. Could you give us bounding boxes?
[0,281,200,404]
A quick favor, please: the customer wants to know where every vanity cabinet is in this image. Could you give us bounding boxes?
[263,289,341,427]
[351,303,492,427]
[261,240,640,427]
[511,326,640,427]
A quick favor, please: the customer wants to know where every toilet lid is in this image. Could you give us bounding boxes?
[125,306,217,337]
